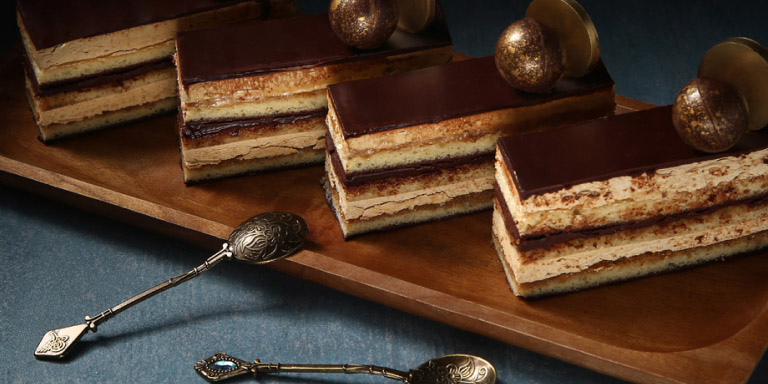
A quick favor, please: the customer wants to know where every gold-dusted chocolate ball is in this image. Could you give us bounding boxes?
[329,0,399,50]
[672,77,748,153]
[494,18,565,93]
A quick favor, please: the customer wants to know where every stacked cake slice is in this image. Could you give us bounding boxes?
[175,12,453,183]
[493,106,768,298]
[324,57,615,238]
[18,0,295,142]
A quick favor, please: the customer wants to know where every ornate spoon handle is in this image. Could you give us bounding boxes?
[196,352,497,384]
[196,353,409,382]
[34,244,231,359]
[35,212,308,360]
[87,244,231,329]
[256,362,409,380]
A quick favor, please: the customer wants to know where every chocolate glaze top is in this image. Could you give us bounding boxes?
[328,56,613,139]
[498,106,768,199]
[176,10,451,85]
[17,0,261,50]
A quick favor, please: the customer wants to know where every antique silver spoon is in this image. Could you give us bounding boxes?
[34,212,308,359]
[195,352,497,384]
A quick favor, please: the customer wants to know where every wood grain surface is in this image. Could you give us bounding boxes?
[1,48,766,383]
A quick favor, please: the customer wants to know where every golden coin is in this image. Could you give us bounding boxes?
[698,37,768,131]
[526,0,600,78]
[397,0,435,33]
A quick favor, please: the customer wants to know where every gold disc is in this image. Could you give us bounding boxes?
[526,0,600,78]
[698,37,768,131]
[397,0,435,33]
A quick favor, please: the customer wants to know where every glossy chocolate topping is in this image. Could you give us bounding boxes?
[17,0,262,50]
[498,106,768,199]
[176,11,451,85]
[327,56,613,139]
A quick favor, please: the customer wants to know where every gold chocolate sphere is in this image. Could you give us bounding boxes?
[494,18,564,93]
[329,0,399,50]
[672,77,748,153]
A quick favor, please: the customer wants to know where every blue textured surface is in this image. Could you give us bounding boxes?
[2,1,768,383]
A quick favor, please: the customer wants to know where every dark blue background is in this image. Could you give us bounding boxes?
[2,1,767,383]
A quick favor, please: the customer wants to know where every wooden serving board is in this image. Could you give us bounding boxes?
[2,48,766,384]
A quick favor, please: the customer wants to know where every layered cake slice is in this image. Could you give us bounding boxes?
[324,57,615,238]
[18,0,296,142]
[493,106,768,298]
[176,12,453,184]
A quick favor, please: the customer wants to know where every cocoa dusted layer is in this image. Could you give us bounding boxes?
[182,110,327,140]
[327,134,494,187]
[498,106,768,200]
[494,183,768,253]
[328,56,614,139]
[176,10,451,85]
[17,0,267,50]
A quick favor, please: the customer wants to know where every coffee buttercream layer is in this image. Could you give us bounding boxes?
[181,115,326,169]
[495,193,768,283]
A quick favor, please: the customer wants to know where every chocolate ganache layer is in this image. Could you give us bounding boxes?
[327,56,614,139]
[182,110,327,140]
[17,0,265,50]
[499,106,768,200]
[176,10,451,85]
[326,135,494,187]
